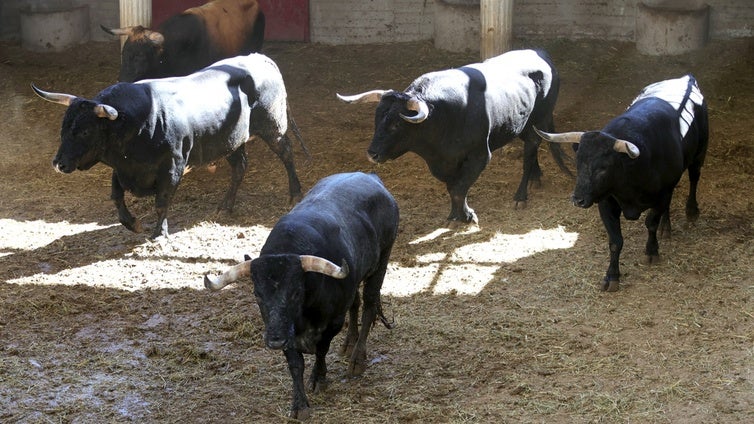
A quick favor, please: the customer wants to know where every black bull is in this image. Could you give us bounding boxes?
[204,172,399,420]
[33,53,302,239]
[535,74,709,292]
[338,49,572,224]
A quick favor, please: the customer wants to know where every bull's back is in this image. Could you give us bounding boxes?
[265,173,399,259]
[140,66,253,164]
[187,0,263,56]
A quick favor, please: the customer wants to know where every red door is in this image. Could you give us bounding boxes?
[151,0,309,41]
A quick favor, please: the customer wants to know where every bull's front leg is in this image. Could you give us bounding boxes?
[441,151,490,224]
[309,325,340,394]
[218,146,248,212]
[598,198,623,292]
[151,166,182,239]
[645,194,673,264]
[283,348,311,421]
[111,171,142,233]
[348,267,388,377]
[262,134,302,203]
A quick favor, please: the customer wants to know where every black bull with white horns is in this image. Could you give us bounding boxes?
[204,172,400,420]
[535,74,709,292]
[32,53,303,239]
[338,48,572,224]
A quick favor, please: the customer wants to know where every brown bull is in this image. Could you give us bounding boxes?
[102,0,265,82]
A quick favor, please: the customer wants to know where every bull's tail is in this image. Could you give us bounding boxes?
[547,142,575,178]
[287,103,311,161]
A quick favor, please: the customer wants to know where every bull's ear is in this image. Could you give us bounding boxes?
[613,139,640,159]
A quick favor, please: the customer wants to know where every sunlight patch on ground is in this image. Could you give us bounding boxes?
[382,226,578,297]
[4,218,577,296]
[0,218,115,250]
[6,258,210,291]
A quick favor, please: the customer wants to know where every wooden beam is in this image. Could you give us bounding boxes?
[480,0,513,60]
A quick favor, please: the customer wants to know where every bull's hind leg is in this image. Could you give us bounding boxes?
[218,147,248,212]
[262,134,302,203]
[685,162,702,222]
[340,293,360,357]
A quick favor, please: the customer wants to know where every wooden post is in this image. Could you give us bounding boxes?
[480,0,513,60]
[119,0,152,48]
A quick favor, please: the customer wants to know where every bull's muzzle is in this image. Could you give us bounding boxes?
[366,150,381,164]
[264,325,294,350]
[571,194,592,209]
[52,156,74,174]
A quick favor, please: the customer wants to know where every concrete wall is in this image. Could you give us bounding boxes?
[310,0,435,44]
[2,0,752,43]
[1,0,118,42]
[310,0,753,45]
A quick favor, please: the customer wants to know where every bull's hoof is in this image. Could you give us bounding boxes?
[601,279,620,292]
[347,361,367,378]
[644,254,661,265]
[289,193,303,205]
[447,211,478,225]
[513,200,528,210]
[308,376,328,394]
[121,219,143,234]
[290,407,312,421]
[340,341,356,357]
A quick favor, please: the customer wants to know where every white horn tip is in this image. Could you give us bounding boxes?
[204,274,222,290]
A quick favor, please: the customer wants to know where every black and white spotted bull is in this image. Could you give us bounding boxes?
[535,74,709,291]
[32,53,302,239]
[102,0,265,82]
[337,49,571,224]
[204,172,399,420]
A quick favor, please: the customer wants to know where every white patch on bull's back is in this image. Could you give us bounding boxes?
[631,75,703,139]
[481,49,553,97]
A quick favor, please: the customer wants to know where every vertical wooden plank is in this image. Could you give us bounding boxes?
[119,0,152,48]
[480,0,513,60]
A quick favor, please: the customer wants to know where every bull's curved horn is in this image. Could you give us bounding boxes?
[100,25,135,37]
[31,84,76,106]
[204,260,252,291]
[336,90,391,104]
[400,97,429,123]
[533,127,584,144]
[300,255,349,279]
[94,104,118,121]
[146,30,165,46]
[613,139,640,159]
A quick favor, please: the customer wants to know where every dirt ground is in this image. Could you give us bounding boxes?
[1,35,753,423]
